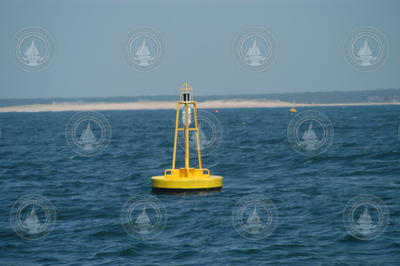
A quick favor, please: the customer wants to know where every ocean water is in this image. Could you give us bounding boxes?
[0,106,400,265]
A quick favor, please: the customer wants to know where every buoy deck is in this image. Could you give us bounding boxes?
[151,168,223,191]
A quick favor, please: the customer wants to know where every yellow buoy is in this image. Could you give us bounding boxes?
[151,83,223,193]
[289,102,297,113]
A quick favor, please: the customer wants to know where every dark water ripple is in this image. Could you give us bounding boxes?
[0,106,400,265]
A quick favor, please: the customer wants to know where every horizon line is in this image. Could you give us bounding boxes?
[0,88,399,101]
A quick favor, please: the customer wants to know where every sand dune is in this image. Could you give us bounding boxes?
[0,100,400,113]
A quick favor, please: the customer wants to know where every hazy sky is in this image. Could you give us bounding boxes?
[0,0,399,99]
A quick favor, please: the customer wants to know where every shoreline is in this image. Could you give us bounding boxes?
[0,100,400,113]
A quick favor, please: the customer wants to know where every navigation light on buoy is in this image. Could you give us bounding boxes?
[151,83,223,193]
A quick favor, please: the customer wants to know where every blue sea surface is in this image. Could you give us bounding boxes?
[0,106,400,265]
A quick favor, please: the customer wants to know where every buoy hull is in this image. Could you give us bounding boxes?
[151,186,222,194]
[151,175,223,192]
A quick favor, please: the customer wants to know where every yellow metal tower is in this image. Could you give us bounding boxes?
[151,83,223,192]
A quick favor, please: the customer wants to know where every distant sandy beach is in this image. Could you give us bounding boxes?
[1,100,400,113]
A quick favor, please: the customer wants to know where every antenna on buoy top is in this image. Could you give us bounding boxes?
[151,83,223,193]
